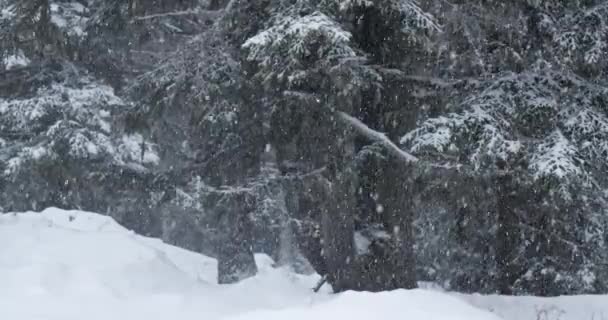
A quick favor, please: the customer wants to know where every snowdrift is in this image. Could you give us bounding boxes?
[0,208,605,320]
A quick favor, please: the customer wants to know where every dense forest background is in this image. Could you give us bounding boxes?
[1,0,608,296]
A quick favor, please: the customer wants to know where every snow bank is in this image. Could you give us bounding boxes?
[460,293,608,320]
[0,208,322,320]
[226,289,501,320]
[0,208,604,320]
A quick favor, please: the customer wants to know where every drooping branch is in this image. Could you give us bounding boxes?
[336,111,419,164]
[280,88,450,168]
[131,9,221,22]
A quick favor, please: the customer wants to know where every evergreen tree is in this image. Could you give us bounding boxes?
[0,0,159,235]
[242,0,439,291]
[403,0,608,294]
[0,63,159,212]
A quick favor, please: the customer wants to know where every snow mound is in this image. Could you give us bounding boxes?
[461,293,608,320]
[0,208,499,320]
[227,290,501,320]
[0,208,215,293]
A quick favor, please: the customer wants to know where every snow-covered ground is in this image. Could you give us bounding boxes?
[0,208,605,320]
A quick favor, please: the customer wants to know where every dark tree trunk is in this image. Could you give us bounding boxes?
[322,166,357,292]
[217,193,258,284]
[377,160,418,290]
[496,172,519,294]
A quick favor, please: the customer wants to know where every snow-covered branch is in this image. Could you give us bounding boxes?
[338,112,469,171]
[131,9,220,22]
[337,111,419,164]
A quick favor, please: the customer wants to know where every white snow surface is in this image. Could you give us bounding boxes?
[0,208,605,320]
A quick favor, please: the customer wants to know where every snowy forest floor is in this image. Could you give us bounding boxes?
[0,208,605,320]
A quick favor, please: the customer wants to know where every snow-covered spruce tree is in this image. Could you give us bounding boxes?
[0,0,92,69]
[81,0,208,89]
[403,66,608,295]
[128,0,272,282]
[401,0,608,295]
[0,63,159,215]
[0,0,163,235]
[552,1,608,78]
[401,1,532,293]
[336,0,440,292]
[0,0,55,63]
[242,0,439,292]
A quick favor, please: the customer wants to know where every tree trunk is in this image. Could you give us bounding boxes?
[320,131,358,292]
[496,172,519,294]
[217,192,258,284]
[321,167,357,292]
[379,160,418,290]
